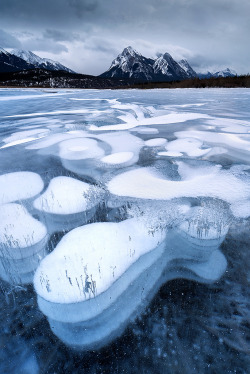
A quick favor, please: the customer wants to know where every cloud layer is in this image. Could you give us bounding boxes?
[0,0,249,75]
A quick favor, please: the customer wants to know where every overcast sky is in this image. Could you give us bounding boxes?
[0,0,249,75]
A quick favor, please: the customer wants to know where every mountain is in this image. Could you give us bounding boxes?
[0,47,35,72]
[100,47,196,82]
[213,68,237,78]
[11,49,75,73]
[100,46,155,81]
[153,53,191,81]
[198,68,236,79]
[178,59,198,78]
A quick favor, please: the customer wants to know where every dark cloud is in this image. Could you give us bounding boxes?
[0,0,249,74]
[0,29,21,48]
[43,29,82,42]
[22,36,68,54]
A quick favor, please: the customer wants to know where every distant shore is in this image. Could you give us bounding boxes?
[0,69,249,89]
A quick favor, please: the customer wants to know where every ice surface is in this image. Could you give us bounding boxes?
[0,172,44,204]
[2,128,49,145]
[90,111,209,131]
[0,87,249,357]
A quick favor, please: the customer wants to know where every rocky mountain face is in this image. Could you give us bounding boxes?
[101,47,237,82]
[100,46,155,81]
[100,47,197,82]
[0,48,74,73]
[0,47,35,72]
[178,59,198,78]
[11,50,75,73]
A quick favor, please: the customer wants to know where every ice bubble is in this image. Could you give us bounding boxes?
[100,152,135,167]
[59,138,105,161]
[158,151,183,157]
[94,131,144,155]
[0,203,48,284]
[165,138,211,157]
[145,138,167,147]
[107,164,250,210]
[34,216,227,349]
[33,176,105,231]
[0,172,44,205]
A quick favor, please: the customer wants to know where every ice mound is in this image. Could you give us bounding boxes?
[165,138,211,157]
[59,138,105,160]
[0,172,44,205]
[176,200,231,261]
[94,131,143,155]
[158,151,183,157]
[145,138,167,147]
[34,213,227,349]
[33,176,104,231]
[58,137,105,177]
[0,203,48,284]
[175,130,250,162]
[100,152,135,167]
[107,164,250,217]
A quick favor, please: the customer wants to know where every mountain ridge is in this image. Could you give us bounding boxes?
[11,49,75,73]
[100,46,237,82]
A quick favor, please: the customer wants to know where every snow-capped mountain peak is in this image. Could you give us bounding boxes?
[121,46,141,57]
[213,68,237,78]
[153,53,190,80]
[101,46,155,80]
[178,59,197,78]
[11,49,75,73]
[0,47,36,72]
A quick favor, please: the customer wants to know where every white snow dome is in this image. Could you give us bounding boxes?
[59,138,105,160]
[145,138,167,147]
[0,203,48,284]
[0,203,47,258]
[33,176,105,232]
[0,171,44,204]
[100,152,135,167]
[34,218,166,304]
[33,216,227,350]
[33,176,104,215]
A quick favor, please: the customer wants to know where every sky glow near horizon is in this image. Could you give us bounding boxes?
[0,0,249,75]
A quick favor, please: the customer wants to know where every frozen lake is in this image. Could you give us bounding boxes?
[0,88,249,373]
